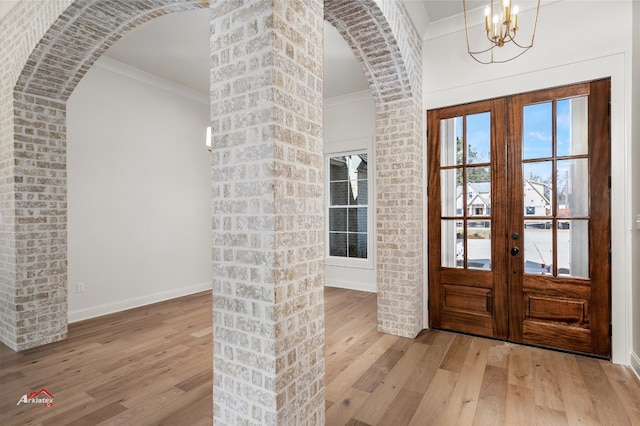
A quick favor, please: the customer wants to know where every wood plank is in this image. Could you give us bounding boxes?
[351,338,413,393]
[325,334,399,403]
[352,342,429,425]
[439,337,491,425]
[325,387,370,426]
[408,368,458,426]
[376,389,424,426]
[600,361,640,425]
[54,401,127,426]
[507,343,534,389]
[556,354,600,425]
[577,356,633,426]
[504,384,536,426]
[532,348,566,412]
[534,405,569,426]
[439,333,472,372]
[472,365,507,426]
[403,330,455,394]
[486,340,510,369]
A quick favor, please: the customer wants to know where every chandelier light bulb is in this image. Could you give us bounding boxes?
[463,0,540,64]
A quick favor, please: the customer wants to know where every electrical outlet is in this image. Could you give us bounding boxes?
[76,282,85,293]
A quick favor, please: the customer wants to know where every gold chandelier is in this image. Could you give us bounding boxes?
[463,0,540,64]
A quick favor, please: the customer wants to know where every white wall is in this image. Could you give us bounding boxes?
[324,91,377,292]
[423,0,635,365]
[67,58,211,322]
[631,0,640,377]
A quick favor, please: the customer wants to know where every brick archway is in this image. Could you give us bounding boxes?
[5,0,207,352]
[325,0,424,338]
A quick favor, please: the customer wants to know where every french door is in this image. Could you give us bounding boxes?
[427,79,611,358]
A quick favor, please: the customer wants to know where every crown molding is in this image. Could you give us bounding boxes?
[95,56,209,105]
[324,89,373,108]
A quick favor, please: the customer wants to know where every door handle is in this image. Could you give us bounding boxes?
[510,247,520,256]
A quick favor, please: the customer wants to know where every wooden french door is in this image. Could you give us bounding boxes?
[428,79,611,358]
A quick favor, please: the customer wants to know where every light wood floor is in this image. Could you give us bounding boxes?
[2,288,639,425]
[324,287,640,425]
[1,292,213,426]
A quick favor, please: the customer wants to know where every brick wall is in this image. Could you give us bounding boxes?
[326,0,424,338]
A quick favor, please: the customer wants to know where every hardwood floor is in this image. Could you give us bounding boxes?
[2,287,639,425]
[324,287,640,426]
[0,292,213,426]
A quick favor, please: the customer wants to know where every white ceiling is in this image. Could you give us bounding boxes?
[1,0,485,99]
[104,11,210,95]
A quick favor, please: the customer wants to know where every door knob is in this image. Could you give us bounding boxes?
[510,247,520,256]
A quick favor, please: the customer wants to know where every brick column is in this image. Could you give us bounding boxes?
[9,93,69,351]
[375,96,423,338]
[210,0,324,424]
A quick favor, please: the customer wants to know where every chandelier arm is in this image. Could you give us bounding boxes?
[468,45,499,56]
[510,38,534,49]
[529,0,541,46]
[463,0,475,54]
[487,46,532,64]
[467,53,493,65]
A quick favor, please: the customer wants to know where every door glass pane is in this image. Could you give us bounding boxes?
[557,159,589,217]
[523,161,552,217]
[441,169,463,216]
[467,166,491,216]
[557,97,588,157]
[523,102,552,159]
[466,112,491,164]
[440,116,463,166]
[524,220,553,275]
[468,220,491,270]
[442,220,463,268]
[557,219,589,278]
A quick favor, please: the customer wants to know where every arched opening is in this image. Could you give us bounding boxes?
[8,0,208,352]
[4,0,423,423]
[325,0,424,338]
[66,10,211,323]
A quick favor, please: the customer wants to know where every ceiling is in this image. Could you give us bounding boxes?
[1,0,485,99]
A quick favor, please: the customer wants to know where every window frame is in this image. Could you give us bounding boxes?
[325,147,374,270]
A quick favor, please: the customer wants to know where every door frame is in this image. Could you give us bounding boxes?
[426,79,612,358]
[422,56,631,367]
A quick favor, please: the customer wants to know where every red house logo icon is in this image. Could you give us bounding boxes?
[17,388,54,407]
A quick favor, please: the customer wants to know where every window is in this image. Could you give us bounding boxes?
[328,153,368,259]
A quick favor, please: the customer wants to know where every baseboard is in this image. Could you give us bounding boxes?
[68,281,212,323]
[631,351,640,381]
[325,278,376,293]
